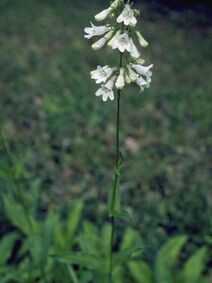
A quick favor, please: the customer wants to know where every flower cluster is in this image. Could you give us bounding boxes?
[84,0,153,101]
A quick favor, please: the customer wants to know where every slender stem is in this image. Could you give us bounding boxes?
[109,52,123,283]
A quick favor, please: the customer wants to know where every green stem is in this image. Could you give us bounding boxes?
[109,52,123,283]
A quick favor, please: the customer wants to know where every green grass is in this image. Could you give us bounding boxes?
[0,0,211,263]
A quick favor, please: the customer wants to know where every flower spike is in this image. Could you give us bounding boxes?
[84,0,153,101]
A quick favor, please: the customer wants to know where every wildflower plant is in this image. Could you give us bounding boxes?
[84,0,153,281]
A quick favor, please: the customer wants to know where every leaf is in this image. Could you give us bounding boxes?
[53,252,108,273]
[114,247,143,267]
[0,160,11,179]
[121,227,142,251]
[78,222,99,255]
[3,193,36,236]
[113,266,125,283]
[108,170,121,216]
[55,201,83,252]
[155,235,187,283]
[181,247,207,283]
[128,260,153,283]
[66,201,83,246]
[0,233,17,265]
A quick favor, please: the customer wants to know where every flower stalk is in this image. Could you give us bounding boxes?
[84,0,153,281]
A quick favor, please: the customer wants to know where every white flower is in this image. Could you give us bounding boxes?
[130,39,140,59]
[92,37,107,50]
[115,68,125,89]
[84,22,109,39]
[136,31,148,47]
[130,64,153,77]
[90,65,115,84]
[117,4,137,26]
[131,64,153,91]
[107,30,120,47]
[109,31,131,53]
[136,76,150,91]
[95,7,113,22]
[95,76,117,101]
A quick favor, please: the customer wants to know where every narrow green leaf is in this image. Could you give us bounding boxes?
[155,235,187,283]
[108,170,121,216]
[128,260,153,283]
[0,233,17,265]
[182,247,207,283]
[53,252,109,273]
[3,193,36,236]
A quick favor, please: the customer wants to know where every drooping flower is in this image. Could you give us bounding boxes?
[131,63,153,90]
[117,4,137,26]
[136,76,151,91]
[136,31,148,47]
[130,39,140,59]
[95,76,117,101]
[130,64,153,77]
[90,65,116,84]
[109,31,131,53]
[84,22,109,39]
[92,37,107,50]
[115,68,125,89]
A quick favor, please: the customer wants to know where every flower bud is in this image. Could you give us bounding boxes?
[115,68,125,89]
[104,30,114,41]
[130,39,140,60]
[110,0,123,9]
[92,38,107,50]
[136,31,148,47]
[128,67,138,82]
[95,7,113,22]
[125,72,132,84]
[136,58,145,64]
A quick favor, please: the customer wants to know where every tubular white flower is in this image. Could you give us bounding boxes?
[95,76,117,101]
[105,75,117,89]
[130,64,153,76]
[84,22,109,39]
[90,65,116,84]
[131,64,153,90]
[107,30,120,47]
[130,39,140,59]
[95,87,115,101]
[92,37,107,50]
[117,4,137,26]
[115,68,125,89]
[136,31,148,47]
[95,7,113,22]
[110,31,131,53]
[136,76,151,91]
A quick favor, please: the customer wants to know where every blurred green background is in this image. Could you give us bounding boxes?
[0,0,211,282]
